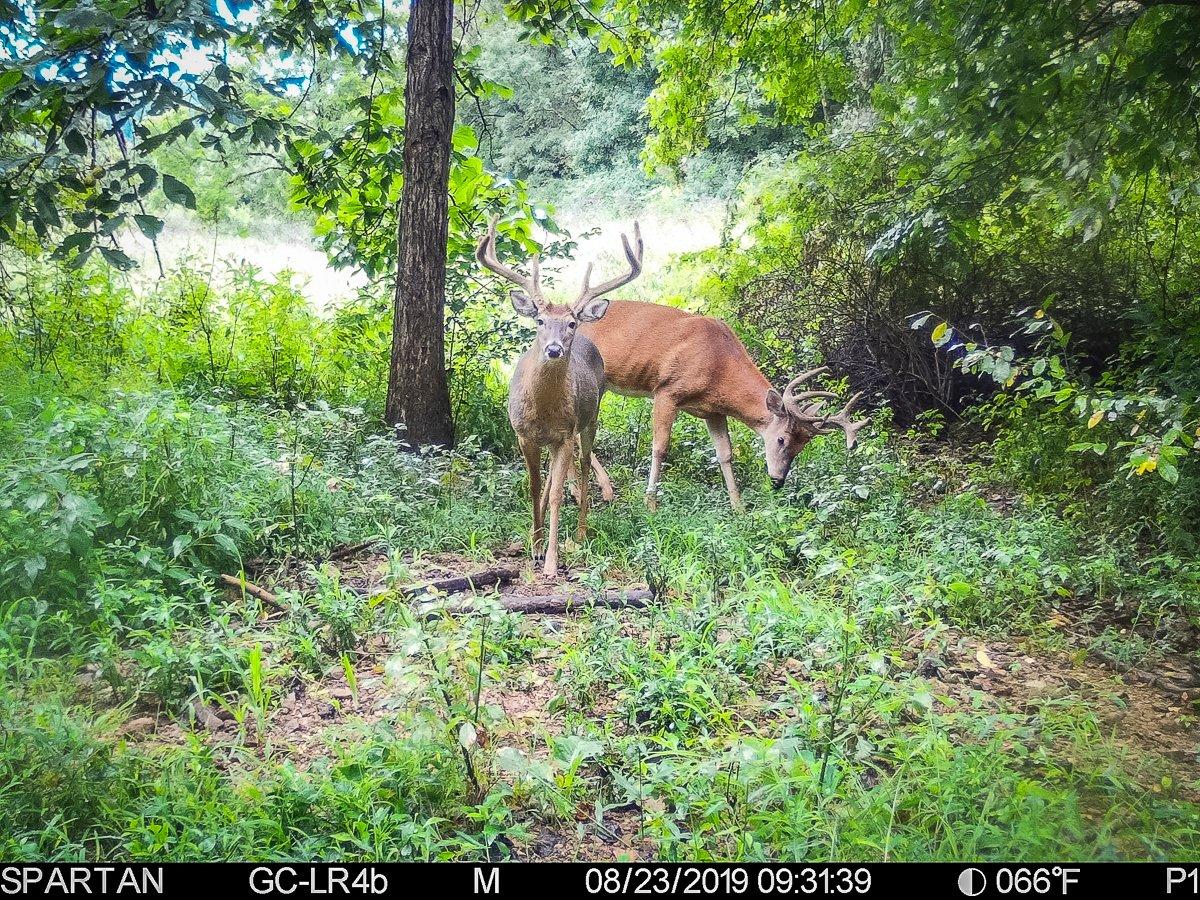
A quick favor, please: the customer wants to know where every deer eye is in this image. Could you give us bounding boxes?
[536,318,544,326]
[777,436,785,446]
[568,321,577,329]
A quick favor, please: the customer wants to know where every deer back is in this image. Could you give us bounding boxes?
[582,300,766,411]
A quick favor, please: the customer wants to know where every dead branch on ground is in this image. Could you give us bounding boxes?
[218,573,287,611]
[418,587,655,618]
[399,567,519,597]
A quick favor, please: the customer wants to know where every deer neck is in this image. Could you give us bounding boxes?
[727,364,775,437]
[521,356,574,409]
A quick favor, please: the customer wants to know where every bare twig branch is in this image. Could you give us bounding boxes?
[218,573,286,611]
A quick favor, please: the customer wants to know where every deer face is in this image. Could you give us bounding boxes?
[511,292,610,362]
[761,373,870,489]
[479,217,642,364]
[762,389,816,488]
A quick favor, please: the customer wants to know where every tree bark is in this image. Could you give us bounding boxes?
[385,0,456,447]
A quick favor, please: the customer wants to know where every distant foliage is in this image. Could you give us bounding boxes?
[462,10,790,209]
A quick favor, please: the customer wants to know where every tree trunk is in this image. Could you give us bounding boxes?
[385,0,456,447]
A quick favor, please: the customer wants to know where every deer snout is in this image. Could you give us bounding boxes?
[770,475,786,490]
[544,343,564,359]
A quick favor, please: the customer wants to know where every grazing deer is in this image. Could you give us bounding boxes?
[580,300,867,510]
[477,220,644,574]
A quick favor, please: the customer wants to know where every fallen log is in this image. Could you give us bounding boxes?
[419,587,655,618]
[322,540,380,563]
[218,573,286,611]
[399,567,518,597]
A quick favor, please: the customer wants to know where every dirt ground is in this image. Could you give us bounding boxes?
[120,544,1200,860]
[908,627,1200,801]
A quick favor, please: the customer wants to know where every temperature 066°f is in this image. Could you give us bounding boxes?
[991,868,1080,895]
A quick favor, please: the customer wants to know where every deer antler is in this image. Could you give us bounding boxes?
[476,218,545,304]
[576,221,644,308]
[781,367,869,448]
[781,367,832,420]
[813,391,869,449]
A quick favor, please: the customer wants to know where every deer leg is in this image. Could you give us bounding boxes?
[519,438,544,560]
[542,465,575,511]
[590,452,615,502]
[589,385,614,502]
[563,437,606,505]
[560,436,600,505]
[543,443,572,576]
[543,450,576,512]
[646,399,678,511]
[564,442,582,505]
[576,426,596,541]
[705,415,743,511]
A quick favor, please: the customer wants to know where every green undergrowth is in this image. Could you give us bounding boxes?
[2,357,1198,860]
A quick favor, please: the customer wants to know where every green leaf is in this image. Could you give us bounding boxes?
[33,185,61,230]
[64,128,88,155]
[100,215,126,236]
[214,533,240,558]
[162,174,196,209]
[23,555,46,581]
[815,560,844,579]
[99,246,135,270]
[57,231,93,258]
[134,214,164,239]
[55,6,114,30]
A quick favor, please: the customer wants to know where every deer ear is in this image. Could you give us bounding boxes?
[765,389,787,418]
[510,290,539,318]
[574,297,610,323]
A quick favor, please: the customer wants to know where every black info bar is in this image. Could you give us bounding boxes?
[0,863,1197,898]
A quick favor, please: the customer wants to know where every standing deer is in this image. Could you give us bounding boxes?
[580,300,867,510]
[477,220,643,574]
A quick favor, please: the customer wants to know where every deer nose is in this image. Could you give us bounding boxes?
[770,476,786,490]
[545,344,563,359]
